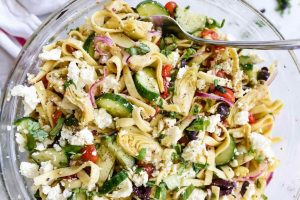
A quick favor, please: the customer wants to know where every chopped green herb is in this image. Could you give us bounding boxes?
[182,48,196,60]
[136,148,147,160]
[215,85,226,94]
[161,43,177,56]
[49,117,64,138]
[147,180,156,187]
[135,167,144,174]
[186,117,210,132]
[63,145,83,155]
[64,79,75,89]
[240,63,253,71]
[125,43,150,56]
[174,144,182,154]
[155,183,167,200]
[255,179,262,189]
[193,163,209,173]
[180,185,194,200]
[65,115,79,126]
[276,0,290,15]
[184,5,190,10]
[190,104,200,115]
[156,98,164,108]
[206,18,225,29]
[213,79,219,87]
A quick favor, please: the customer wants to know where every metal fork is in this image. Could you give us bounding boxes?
[145,15,300,50]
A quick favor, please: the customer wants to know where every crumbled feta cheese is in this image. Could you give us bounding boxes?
[177,66,187,79]
[132,170,148,187]
[61,126,94,146]
[39,48,61,61]
[161,126,182,147]
[167,51,180,67]
[35,143,46,151]
[182,140,207,163]
[166,77,171,82]
[218,60,232,74]
[197,79,206,90]
[67,61,80,85]
[206,114,221,133]
[20,162,39,178]
[234,110,249,125]
[72,50,83,59]
[11,85,41,116]
[94,108,113,129]
[188,189,207,200]
[249,132,274,159]
[162,148,176,162]
[15,133,26,152]
[40,161,53,174]
[80,65,96,85]
[164,118,176,127]
[102,75,118,92]
[62,189,72,198]
[53,144,62,151]
[42,184,65,200]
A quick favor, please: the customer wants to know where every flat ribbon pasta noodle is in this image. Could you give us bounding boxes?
[251,114,274,135]
[46,68,67,94]
[173,66,198,115]
[139,40,160,53]
[215,124,231,157]
[61,38,98,65]
[29,61,55,84]
[34,81,49,123]
[250,99,283,119]
[204,135,221,147]
[189,46,212,66]
[46,101,56,127]
[34,161,100,191]
[229,48,243,97]
[116,118,135,128]
[132,107,152,132]
[117,127,162,158]
[65,85,94,124]
[68,30,86,41]
[204,147,215,185]
[104,0,134,14]
[91,10,123,33]
[198,71,232,88]
[107,55,122,81]
[176,39,193,48]
[220,165,235,179]
[106,178,133,198]
[211,186,220,200]
[123,19,153,40]
[109,33,135,48]
[123,65,145,101]
[228,124,251,139]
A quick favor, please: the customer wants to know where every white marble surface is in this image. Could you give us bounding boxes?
[0,0,299,89]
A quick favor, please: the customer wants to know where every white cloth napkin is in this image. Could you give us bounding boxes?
[0,0,68,58]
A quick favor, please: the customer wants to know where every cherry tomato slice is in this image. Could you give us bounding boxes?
[137,162,155,177]
[201,29,219,40]
[52,110,62,125]
[81,145,98,163]
[162,64,172,78]
[165,1,177,17]
[214,87,235,103]
[216,70,226,78]
[248,113,256,124]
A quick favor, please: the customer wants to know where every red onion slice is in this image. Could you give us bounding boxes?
[89,67,107,107]
[266,172,273,185]
[148,30,162,38]
[195,92,234,107]
[94,36,114,55]
[235,162,267,182]
[122,51,131,65]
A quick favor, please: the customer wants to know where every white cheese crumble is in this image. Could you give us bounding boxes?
[132,170,149,187]
[188,189,207,200]
[218,60,232,74]
[161,126,182,147]
[197,79,206,90]
[67,61,80,86]
[62,189,72,198]
[206,114,221,133]
[53,144,62,151]
[167,51,180,67]
[39,48,62,61]
[42,184,67,200]
[20,162,39,178]
[163,118,176,128]
[72,50,83,59]
[11,85,41,116]
[177,66,187,79]
[80,64,96,85]
[94,108,113,129]
[60,126,94,146]
[249,132,274,159]
[15,133,26,152]
[40,161,54,174]
[182,140,207,163]
[234,110,249,125]
[243,183,256,200]
[35,143,46,151]
[102,75,118,92]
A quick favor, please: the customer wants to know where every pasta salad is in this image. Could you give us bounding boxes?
[11,0,283,199]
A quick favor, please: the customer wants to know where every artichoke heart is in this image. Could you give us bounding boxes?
[117,127,162,158]
[123,19,153,40]
[173,66,198,116]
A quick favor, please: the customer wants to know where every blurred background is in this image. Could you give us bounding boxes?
[0,0,299,90]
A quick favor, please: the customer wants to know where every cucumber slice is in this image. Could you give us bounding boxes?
[14,117,35,132]
[98,170,128,195]
[31,148,68,167]
[83,33,95,58]
[96,93,133,118]
[136,0,169,17]
[163,174,181,190]
[97,144,116,186]
[215,136,236,166]
[134,67,160,101]
[102,137,135,169]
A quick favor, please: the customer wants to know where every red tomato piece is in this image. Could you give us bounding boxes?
[216,70,226,78]
[66,45,76,53]
[162,64,172,78]
[214,87,235,103]
[201,29,219,40]
[52,110,62,125]
[165,1,177,17]
[248,113,256,124]
[137,162,155,177]
[81,145,98,163]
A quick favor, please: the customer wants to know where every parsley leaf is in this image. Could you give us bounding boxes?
[276,0,290,15]
[64,79,75,89]
[125,43,150,56]
[186,117,210,131]
[206,18,225,29]
[182,48,196,60]
[193,163,209,173]
[180,185,195,200]
[136,148,147,161]
[161,43,177,56]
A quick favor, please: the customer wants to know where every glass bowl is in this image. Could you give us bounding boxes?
[1,0,300,199]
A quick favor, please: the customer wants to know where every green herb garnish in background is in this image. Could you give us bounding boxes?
[206,18,225,29]
[276,0,291,15]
